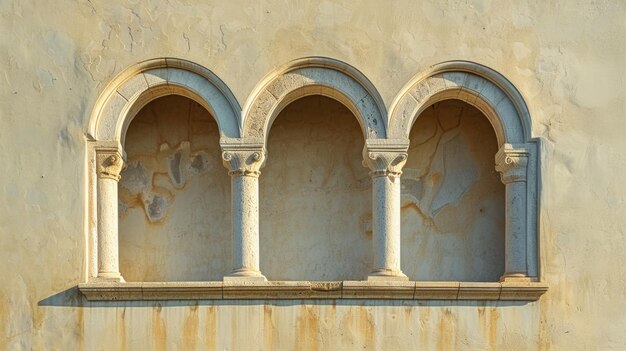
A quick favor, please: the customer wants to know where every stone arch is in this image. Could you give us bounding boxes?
[87,58,241,147]
[242,57,387,142]
[84,58,241,281]
[391,61,540,282]
[389,61,532,146]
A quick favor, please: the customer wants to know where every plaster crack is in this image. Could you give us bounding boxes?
[85,0,96,14]
[127,27,135,52]
[183,32,191,53]
[401,202,437,230]
[218,24,227,50]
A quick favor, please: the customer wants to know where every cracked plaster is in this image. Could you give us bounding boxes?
[401,100,504,282]
[118,95,230,282]
[2,1,625,349]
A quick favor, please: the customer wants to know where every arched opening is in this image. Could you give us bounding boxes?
[118,95,230,281]
[401,99,505,281]
[259,95,371,281]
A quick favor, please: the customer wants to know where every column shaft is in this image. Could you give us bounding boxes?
[222,147,267,281]
[95,150,125,282]
[371,174,403,276]
[504,181,527,277]
[230,174,261,276]
[363,147,409,281]
[496,144,531,282]
[97,177,122,279]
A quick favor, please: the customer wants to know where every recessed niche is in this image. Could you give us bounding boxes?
[260,95,372,281]
[118,95,230,282]
[401,99,505,282]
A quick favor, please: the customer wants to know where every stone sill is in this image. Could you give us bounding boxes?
[79,281,548,301]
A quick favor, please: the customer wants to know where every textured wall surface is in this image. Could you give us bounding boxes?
[260,96,371,281]
[1,0,625,350]
[119,95,231,282]
[402,100,504,282]
[119,95,503,283]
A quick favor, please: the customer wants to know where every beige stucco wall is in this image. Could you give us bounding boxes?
[1,0,625,350]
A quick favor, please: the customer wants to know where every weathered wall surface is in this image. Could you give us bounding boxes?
[119,95,503,283]
[1,0,625,350]
[119,95,231,282]
[402,100,504,282]
[260,96,371,281]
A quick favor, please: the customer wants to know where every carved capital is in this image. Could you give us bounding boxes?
[362,148,408,178]
[495,145,528,184]
[222,148,266,177]
[96,151,125,181]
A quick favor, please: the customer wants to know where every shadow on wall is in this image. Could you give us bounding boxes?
[401,100,505,282]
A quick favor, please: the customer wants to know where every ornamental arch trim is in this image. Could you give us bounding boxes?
[78,58,547,300]
[87,57,241,147]
[241,56,388,142]
[388,60,532,146]
[85,58,241,280]
[390,60,541,282]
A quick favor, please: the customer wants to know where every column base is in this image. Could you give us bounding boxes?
[224,269,267,282]
[499,273,533,283]
[367,269,409,281]
[95,272,125,283]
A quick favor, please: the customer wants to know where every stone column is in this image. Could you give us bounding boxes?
[222,147,267,281]
[363,147,409,281]
[496,144,530,282]
[96,149,125,282]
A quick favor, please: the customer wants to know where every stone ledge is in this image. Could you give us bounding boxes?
[78,281,548,301]
[224,281,342,299]
[343,280,415,299]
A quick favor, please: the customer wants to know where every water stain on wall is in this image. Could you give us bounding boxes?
[182,303,199,350]
[295,304,321,350]
[203,306,217,351]
[116,307,127,351]
[151,304,166,351]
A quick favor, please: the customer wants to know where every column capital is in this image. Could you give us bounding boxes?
[96,149,125,181]
[222,146,266,177]
[495,144,529,184]
[362,146,408,178]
